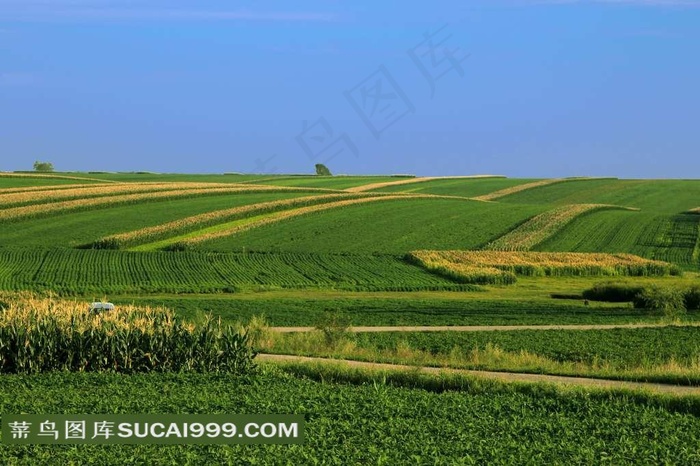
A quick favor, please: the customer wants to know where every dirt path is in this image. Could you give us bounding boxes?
[270,322,699,333]
[257,354,700,396]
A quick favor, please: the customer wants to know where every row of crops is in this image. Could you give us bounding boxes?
[2,368,700,464]
[0,248,472,294]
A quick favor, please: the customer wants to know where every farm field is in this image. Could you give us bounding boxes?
[2,172,700,462]
[3,367,700,464]
[197,198,545,253]
[264,326,700,385]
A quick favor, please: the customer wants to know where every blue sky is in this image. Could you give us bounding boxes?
[0,1,698,177]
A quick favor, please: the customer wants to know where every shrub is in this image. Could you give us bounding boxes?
[315,310,351,347]
[684,286,700,311]
[633,286,686,317]
[89,238,121,250]
[163,242,190,252]
[582,282,645,302]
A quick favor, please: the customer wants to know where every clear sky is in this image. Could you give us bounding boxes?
[0,1,698,178]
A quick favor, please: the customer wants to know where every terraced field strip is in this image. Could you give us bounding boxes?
[485,204,638,251]
[0,182,256,207]
[0,172,116,183]
[0,249,470,293]
[268,323,696,333]
[409,250,675,281]
[257,354,700,396]
[149,194,470,249]
[473,177,614,202]
[0,185,333,222]
[101,192,377,249]
[0,183,110,195]
[345,175,503,193]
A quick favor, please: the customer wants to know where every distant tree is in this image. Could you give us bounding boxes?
[33,161,54,172]
[315,164,332,176]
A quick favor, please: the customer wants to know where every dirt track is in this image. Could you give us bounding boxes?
[270,323,699,333]
[257,354,700,396]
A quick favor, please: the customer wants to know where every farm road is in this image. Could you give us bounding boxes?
[258,354,700,396]
[270,323,700,333]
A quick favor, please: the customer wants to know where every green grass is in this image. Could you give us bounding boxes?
[113,293,669,327]
[0,249,471,294]
[0,192,312,248]
[2,368,700,464]
[197,198,545,253]
[372,177,538,196]
[536,210,700,269]
[497,179,700,213]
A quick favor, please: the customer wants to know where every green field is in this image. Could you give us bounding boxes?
[536,210,700,269]
[197,198,544,253]
[2,368,700,464]
[0,192,314,248]
[372,176,538,196]
[3,173,700,462]
[0,249,472,294]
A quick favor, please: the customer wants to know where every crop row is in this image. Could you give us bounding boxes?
[485,204,636,251]
[473,178,569,201]
[0,248,471,294]
[535,211,700,269]
[0,185,331,222]
[92,192,378,249]
[3,367,700,464]
[345,175,500,193]
[0,172,114,183]
[408,250,677,282]
[0,182,250,208]
[168,195,443,249]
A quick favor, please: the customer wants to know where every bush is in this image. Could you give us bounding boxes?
[315,310,351,347]
[633,286,686,317]
[89,238,121,250]
[163,242,190,252]
[684,286,700,311]
[582,282,645,302]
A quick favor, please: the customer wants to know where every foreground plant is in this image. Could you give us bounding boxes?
[0,294,255,374]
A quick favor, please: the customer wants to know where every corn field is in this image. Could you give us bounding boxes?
[409,250,677,281]
[0,295,255,374]
[485,204,637,251]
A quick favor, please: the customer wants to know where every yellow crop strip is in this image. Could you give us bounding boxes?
[484,204,638,251]
[409,250,675,282]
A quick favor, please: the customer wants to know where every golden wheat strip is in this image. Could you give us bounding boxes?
[0,185,332,222]
[0,172,117,183]
[103,193,370,246]
[186,194,444,245]
[346,175,503,193]
[410,250,671,271]
[688,207,700,214]
[484,204,637,251]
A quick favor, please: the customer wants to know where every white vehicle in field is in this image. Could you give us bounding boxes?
[89,302,115,313]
